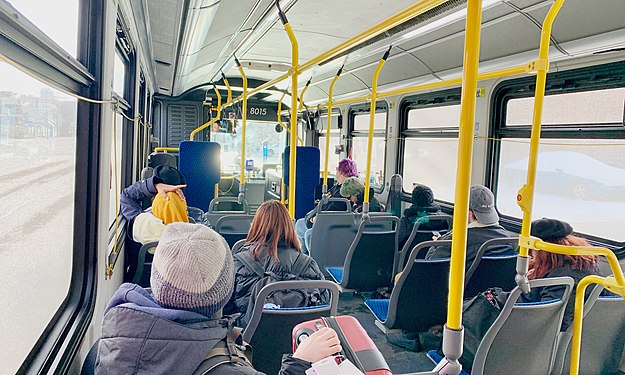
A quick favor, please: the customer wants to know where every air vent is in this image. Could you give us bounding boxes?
[318,0,466,66]
[167,105,199,147]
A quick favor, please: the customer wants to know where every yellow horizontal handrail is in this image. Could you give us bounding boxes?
[190,84,222,141]
[154,147,179,153]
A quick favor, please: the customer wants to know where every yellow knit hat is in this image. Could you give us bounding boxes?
[152,192,189,225]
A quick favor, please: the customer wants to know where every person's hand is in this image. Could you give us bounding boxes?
[432,234,440,241]
[155,183,186,201]
[293,327,342,363]
[310,216,316,224]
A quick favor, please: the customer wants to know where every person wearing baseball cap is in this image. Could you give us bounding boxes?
[96,223,341,374]
[425,185,515,270]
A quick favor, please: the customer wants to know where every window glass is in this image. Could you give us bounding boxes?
[506,88,625,126]
[113,53,126,97]
[109,112,124,224]
[0,61,76,373]
[496,138,625,242]
[406,104,461,129]
[353,112,386,131]
[7,0,79,57]
[319,130,341,171]
[351,137,386,186]
[211,121,286,176]
[402,138,459,202]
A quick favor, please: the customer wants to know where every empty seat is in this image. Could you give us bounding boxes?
[550,283,625,375]
[205,197,249,226]
[242,280,339,375]
[366,240,452,337]
[471,277,575,375]
[215,214,253,248]
[326,215,399,292]
[464,237,519,298]
[132,241,159,287]
[397,214,452,272]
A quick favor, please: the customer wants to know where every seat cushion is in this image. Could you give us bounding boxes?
[365,299,390,323]
[327,267,344,283]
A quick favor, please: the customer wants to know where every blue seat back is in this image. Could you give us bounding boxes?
[464,237,518,298]
[398,214,452,270]
[178,141,220,211]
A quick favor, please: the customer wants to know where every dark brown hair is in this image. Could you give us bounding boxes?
[528,235,598,280]
[245,200,301,260]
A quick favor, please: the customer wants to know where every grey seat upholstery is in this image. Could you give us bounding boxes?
[472,277,575,375]
[132,241,159,287]
[242,280,339,375]
[231,238,246,254]
[327,215,399,292]
[366,240,452,336]
[205,197,250,226]
[80,339,99,375]
[550,283,625,375]
[215,214,253,248]
[397,214,452,272]
[464,237,519,298]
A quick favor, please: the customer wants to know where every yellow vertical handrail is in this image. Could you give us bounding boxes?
[322,66,343,195]
[298,77,312,111]
[236,57,248,202]
[278,91,304,145]
[515,0,565,290]
[446,0,483,332]
[222,72,232,105]
[190,84,222,140]
[277,0,299,219]
[363,46,392,214]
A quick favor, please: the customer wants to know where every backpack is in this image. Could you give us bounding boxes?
[196,318,254,374]
[237,253,323,318]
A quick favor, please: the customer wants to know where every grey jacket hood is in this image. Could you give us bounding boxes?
[95,283,229,375]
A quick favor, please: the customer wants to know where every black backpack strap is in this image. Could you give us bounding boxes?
[235,253,265,278]
[200,325,253,374]
[291,253,313,278]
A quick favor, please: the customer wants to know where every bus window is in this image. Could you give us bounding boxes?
[0,61,76,373]
[350,112,387,187]
[318,112,341,170]
[401,104,460,202]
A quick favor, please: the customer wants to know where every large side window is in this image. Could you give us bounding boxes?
[491,63,625,243]
[317,110,342,171]
[348,104,387,188]
[399,90,461,202]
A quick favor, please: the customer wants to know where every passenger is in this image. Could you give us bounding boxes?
[340,176,382,213]
[225,200,328,327]
[425,185,514,270]
[131,192,189,244]
[295,158,359,253]
[397,184,442,249]
[95,222,342,374]
[518,218,600,331]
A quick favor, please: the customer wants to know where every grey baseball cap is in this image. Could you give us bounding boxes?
[469,185,499,225]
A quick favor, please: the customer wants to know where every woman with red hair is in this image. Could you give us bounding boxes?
[519,218,600,330]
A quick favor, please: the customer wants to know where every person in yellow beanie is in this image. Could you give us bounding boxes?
[132,192,189,244]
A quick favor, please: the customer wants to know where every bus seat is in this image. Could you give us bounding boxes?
[178,141,220,211]
[550,283,625,375]
[205,197,249,226]
[326,215,399,292]
[366,240,452,339]
[471,277,575,375]
[140,166,153,180]
[186,206,205,224]
[132,241,159,287]
[464,237,519,298]
[214,214,253,248]
[242,280,339,375]
[80,338,99,375]
[397,214,452,272]
[231,239,246,254]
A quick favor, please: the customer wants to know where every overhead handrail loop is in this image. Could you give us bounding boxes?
[277,0,299,219]
[298,77,312,111]
[362,46,391,215]
[236,56,248,203]
[514,0,566,294]
[222,72,233,105]
[322,65,343,198]
[190,84,222,141]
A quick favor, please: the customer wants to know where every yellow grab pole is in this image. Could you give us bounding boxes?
[277,1,299,219]
[363,47,392,214]
[236,56,248,202]
[322,66,343,195]
[222,72,232,105]
[298,77,312,111]
[278,91,304,145]
[190,84,222,140]
[515,0,565,291]
[447,0,483,331]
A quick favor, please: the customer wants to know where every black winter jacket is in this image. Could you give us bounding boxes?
[225,245,328,326]
[304,183,345,228]
[397,205,442,250]
[352,188,382,213]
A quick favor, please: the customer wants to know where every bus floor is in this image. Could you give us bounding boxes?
[337,292,440,373]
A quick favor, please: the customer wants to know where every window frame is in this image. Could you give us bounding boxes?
[487,61,625,247]
[347,102,388,192]
[397,88,462,202]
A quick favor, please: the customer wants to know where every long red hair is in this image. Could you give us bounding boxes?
[528,235,597,280]
[245,200,301,261]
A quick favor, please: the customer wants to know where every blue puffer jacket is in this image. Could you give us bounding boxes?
[120,177,159,223]
[95,283,311,375]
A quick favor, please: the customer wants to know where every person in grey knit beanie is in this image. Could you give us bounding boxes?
[151,222,234,318]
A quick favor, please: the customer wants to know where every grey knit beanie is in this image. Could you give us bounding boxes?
[151,222,234,318]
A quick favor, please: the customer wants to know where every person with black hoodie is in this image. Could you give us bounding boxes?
[340,177,382,213]
[397,184,442,249]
